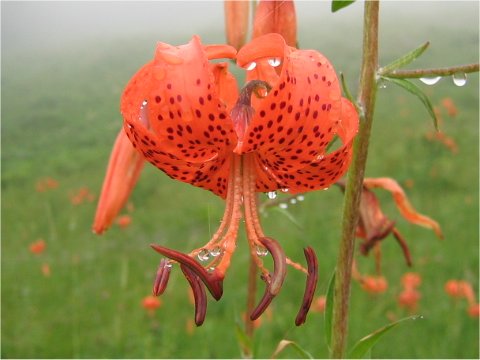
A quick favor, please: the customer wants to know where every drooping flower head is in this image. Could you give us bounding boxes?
[96,33,358,326]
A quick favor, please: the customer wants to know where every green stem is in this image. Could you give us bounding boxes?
[329,1,379,358]
[381,62,479,78]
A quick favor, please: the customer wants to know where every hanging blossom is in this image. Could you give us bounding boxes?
[94,33,358,326]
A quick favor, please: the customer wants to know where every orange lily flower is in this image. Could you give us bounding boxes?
[398,288,421,311]
[97,33,358,326]
[339,177,443,267]
[29,239,46,255]
[93,130,145,234]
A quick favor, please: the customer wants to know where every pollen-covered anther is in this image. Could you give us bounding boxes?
[150,244,224,300]
[250,236,287,320]
[295,246,319,326]
[153,258,172,296]
[180,264,208,326]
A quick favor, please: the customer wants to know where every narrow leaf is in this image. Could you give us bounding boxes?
[379,42,430,75]
[348,315,423,359]
[271,339,314,359]
[383,77,438,130]
[272,207,303,229]
[324,271,336,349]
[340,72,355,105]
[234,321,252,357]
[331,0,356,12]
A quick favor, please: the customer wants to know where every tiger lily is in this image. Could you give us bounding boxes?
[337,177,443,268]
[95,33,358,326]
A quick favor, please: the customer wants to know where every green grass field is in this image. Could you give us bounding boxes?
[2,2,479,358]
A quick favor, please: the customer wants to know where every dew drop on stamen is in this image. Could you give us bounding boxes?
[267,57,282,67]
[452,73,467,87]
[256,245,269,257]
[267,191,277,200]
[419,76,442,85]
[197,248,210,262]
[245,62,257,71]
[210,246,222,257]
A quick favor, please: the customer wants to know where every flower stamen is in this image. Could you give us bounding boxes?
[295,247,319,325]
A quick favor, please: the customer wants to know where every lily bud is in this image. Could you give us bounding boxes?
[252,0,297,46]
[93,129,145,234]
[224,1,250,50]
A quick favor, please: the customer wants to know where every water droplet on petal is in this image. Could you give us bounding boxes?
[256,245,269,257]
[267,57,282,67]
[281,188,289,193]
[210,246,222,257]
[245,62,257,71]
[452,73,467,87]
[197,248,210,262]
[267,191,277,199]
[296,195,305,202]
[419,76,442,85]
[279,203,288,209]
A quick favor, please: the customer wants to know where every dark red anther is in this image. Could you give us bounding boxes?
[180,264,208,326]
[153,258,172,296]
[295,246,319,326]
[150,244,224,300]
[250,237,287,320]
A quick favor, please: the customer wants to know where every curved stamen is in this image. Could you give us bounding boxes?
[150,244,224,300]
[153,258,172,296]
[250,236,287,320]
[295,247,319,326]
[180,264,208,326]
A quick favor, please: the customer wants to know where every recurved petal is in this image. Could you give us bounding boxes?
[253,98,358,193]
[363,177,444,239]
[121,36,238,198]
[93,129,145,234]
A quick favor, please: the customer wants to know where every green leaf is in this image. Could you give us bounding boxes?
[271,339,314,359]
[379,42,430,75]
[331,0,356,12]
[271,206,303,229]
[324,270,336,349]
[348,315,423,359]
[340,72,355,105]
[234,321,252,357]
[383,77,438,130]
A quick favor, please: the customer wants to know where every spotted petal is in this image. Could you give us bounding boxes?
[121,36,238,198]
[237,34,358,193]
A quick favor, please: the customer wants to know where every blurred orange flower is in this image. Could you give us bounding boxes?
[311,295,326,313]
[70,187,96,205]
[41,263,51,277]
[398,288,421,311]
[468,304,480,318]
[441,97,458,117]
[401,272,422,290]
[142,295,162,315]
[444,280,475,305]
[361,275,388,294]
[29,239,46,255]
[115,214,132,229]
[36,177,59,192]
